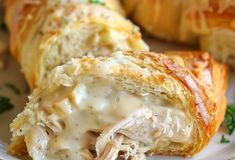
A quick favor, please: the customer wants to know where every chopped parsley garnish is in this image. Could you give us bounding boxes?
[89,0,105,5]
[61,16,69,25]
[220,134,230,143]
[5,83,20,95]
[0,96,14,114]
[225,104,235,135]
[220,104,235,143]
[24,81,30,94]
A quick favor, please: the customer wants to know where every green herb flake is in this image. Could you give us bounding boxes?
[220,134,230,143]
[225,104,235,135]
[5,83,20,95]
[89,0,105,5]
[24,82,30,94]
[55,0,61,5]
[61,16,69,25]
[0,96,14,114]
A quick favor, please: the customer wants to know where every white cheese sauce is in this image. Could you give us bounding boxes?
[41,78,192,160]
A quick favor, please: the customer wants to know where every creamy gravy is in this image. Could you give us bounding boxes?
[38,78,192,160]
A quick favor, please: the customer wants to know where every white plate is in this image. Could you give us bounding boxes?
[0,37,234,160]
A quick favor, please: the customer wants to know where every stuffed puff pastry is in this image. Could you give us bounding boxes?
[121,0,235,67]
[8,50,228,159]
[5,0,148,88]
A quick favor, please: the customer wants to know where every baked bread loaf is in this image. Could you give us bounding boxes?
[8,51,228,159]
[121,0,235,67]
[5,0,148,88]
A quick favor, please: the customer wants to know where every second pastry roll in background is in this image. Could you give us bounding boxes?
[121,0,235,68]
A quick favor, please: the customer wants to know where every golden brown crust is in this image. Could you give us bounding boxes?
[166,51,228,137]
[122,0,235,42]
[121,0,235,67]
[132,51,228,156]
[5,0,44,60]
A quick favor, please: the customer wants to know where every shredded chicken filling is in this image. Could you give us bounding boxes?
[27,78,193,160]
